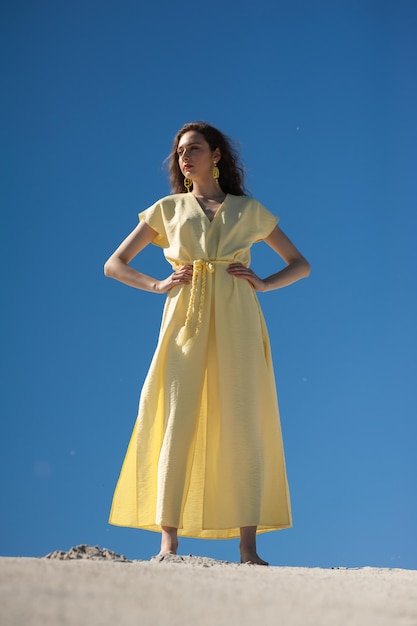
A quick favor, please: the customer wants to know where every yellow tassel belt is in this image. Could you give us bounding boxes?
[174,259,238,354]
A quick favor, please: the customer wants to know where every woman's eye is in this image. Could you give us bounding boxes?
[178,145,199,157]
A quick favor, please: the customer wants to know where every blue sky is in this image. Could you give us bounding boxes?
[1,0,416,568]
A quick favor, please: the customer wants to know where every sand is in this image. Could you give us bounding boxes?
[1,547,417,626]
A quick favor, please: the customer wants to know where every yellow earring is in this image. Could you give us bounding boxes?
[184,177,193,192]
[213,162,220,183]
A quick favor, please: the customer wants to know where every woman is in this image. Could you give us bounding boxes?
[105,122,310,565]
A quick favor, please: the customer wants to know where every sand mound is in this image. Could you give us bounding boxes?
[150,553,233,566]
[44,545,232,566]
[44,544,130,562]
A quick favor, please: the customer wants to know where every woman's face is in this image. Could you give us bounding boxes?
[177,131,220,182]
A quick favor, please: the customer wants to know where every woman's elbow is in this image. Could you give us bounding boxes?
[295,256,310,279]
[104,257,117,278]
[302,258,311,278]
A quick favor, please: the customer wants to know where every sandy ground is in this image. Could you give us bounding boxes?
[1,553,417,626]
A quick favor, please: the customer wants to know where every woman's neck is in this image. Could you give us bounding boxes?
[191,180,225,199]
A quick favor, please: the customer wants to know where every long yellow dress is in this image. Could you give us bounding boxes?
[109,193,292,538]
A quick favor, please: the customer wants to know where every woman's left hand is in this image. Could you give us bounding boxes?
[226,263,266,292]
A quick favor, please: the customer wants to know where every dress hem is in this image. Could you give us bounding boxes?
[108,518,292,539]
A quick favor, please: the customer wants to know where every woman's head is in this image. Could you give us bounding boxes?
[168,122,246,195]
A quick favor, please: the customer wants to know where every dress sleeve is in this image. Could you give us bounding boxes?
[253,201,279,241]
[138,201,169,248]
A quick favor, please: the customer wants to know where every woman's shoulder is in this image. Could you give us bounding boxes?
[227,194,279,226]
[147,193,192,209]
[227,194,265,209]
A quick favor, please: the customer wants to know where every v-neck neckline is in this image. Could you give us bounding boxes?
[190,193,228,224]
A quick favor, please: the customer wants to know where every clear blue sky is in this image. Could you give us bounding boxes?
[1,0,416,568]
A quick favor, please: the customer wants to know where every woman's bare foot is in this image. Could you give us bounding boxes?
[159,526,178,556]
[239,526,269,566]
[240,551,269,566]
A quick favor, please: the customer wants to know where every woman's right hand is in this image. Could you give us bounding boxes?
[156,265,193,293]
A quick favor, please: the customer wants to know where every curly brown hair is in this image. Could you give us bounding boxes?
[168,122,246,195]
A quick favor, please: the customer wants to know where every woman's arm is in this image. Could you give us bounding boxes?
[104,220,193,293]
[226,225,310,292]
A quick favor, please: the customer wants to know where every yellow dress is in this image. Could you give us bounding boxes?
[109,193,292,538]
